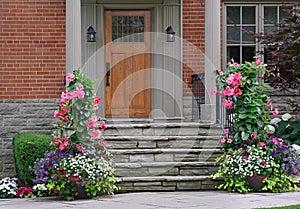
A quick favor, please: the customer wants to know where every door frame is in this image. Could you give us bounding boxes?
[104,9,152,118]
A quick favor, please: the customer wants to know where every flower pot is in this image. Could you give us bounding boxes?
[75,184,91,199]
[246,176,265,192]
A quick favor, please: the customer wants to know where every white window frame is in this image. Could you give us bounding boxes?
[222,1,294,69]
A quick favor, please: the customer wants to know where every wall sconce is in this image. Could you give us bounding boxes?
[87,26,96,42]
[166,26,175,42]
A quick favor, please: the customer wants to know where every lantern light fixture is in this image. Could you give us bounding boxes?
[166,25,175,42]
[87,26,96,42]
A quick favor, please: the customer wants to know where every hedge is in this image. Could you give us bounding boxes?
[12,132,53,186]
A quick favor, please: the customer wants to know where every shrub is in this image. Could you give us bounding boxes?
[12,132,53,187]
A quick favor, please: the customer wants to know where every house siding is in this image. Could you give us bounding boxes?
[0,0,66,99]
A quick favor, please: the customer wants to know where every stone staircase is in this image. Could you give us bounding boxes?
[103,120,223,192]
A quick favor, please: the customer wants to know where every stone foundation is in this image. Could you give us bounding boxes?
[267,88,300,119]
[0,99,58,178]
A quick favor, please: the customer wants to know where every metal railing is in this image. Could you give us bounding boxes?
[191,73,205,121]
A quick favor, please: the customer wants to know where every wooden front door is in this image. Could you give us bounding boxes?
[104,10,151,118]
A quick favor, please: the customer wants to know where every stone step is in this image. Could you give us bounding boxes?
[117,176,222,192]
[109,148,221,163]
[105,135,220,149]
[114,161,219,177]
[104,122,222,136]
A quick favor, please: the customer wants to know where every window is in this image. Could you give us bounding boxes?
[112,16,145,42]
[224,3,290,65]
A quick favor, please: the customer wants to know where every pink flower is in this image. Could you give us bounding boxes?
[223,86,234,96]
[251,132,258,139]
[54,110,61,118]
[93,103,99,110]
[272,138,280,145]
[258,142,266,147]
[94,96,102,105]
[228,61,241,68]
[233,88,242,96]
[74,89,85,99]
[219,71,224,76]
[222,99,233,109]
[76,144,84,154]
[254,55,264,66]
[98,140,108,148]
[61,91,74,100]
[237,148,243,152]
[211,89,217,96]
[272,109,279,116]
[86,121,96,128]
[227,138,233,144]
[242,156,248,160]
[91,129,101,138]
[91,115,98,122]
[261,161,267,165]
[223,129,229,135]
[268,101,273,110]
[65,73,74,83]
[218,138,226,144]
[100,121,107,131]
[77,84,84,91]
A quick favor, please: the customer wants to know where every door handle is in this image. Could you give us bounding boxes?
[106,62,110,86]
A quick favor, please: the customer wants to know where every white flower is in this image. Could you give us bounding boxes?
[264,125,275,133]
[292,144,300,154]
[282,113,292,121]
[270,117,281,126]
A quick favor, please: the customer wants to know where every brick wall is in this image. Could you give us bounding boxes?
[0,0,66,99]
[182,0,205,96]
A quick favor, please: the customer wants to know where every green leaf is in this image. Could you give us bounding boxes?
[242,131,250,141]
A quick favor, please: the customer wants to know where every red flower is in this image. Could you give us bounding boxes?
[261,161,267,165]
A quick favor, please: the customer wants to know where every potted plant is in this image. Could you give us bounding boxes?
[32,69,118,200]
[212,57,300,193]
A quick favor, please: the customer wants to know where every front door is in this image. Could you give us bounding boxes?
[104,10,151,118]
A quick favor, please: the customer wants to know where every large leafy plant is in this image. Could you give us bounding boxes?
[212,57,300,193]
[216,58,273,148]
[33,69,118,200]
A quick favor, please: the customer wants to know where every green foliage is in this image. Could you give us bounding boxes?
[274,119,300,145]
[12,132,52,187]
[216,60,271,148]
